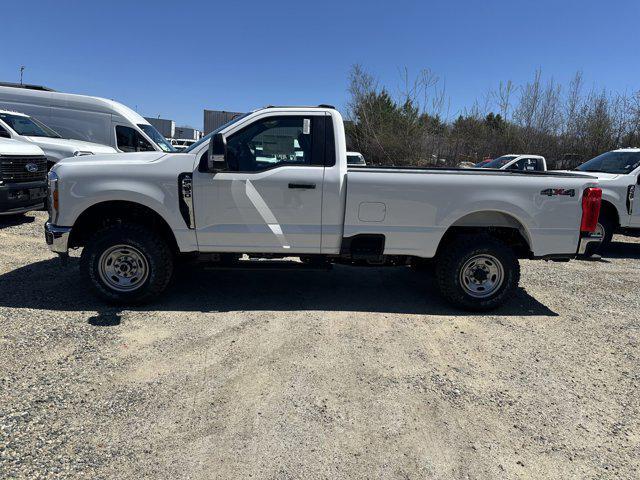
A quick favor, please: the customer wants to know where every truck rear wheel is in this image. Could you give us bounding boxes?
[435,235,520,311]
[80,224,174,304]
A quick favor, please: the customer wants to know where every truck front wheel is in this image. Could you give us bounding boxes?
[80,224,174,304]
[435,235,520,311]
[591,214,615,254]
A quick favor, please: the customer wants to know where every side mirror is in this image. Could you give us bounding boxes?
[207,133,227,172]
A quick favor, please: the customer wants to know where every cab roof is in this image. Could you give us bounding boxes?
[612,147,640,152]
[0,109,29,117]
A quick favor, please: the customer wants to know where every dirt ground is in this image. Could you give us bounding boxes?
[1,211,638,479]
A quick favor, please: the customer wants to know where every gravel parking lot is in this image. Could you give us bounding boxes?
[1,211,639,479]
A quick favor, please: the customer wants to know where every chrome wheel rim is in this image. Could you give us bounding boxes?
[98,244,149,292]
[594,222,605,239]
[459,254,504,298]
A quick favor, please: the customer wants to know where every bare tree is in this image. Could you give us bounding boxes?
[346,65,640,168]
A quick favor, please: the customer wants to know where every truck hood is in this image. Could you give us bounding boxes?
[24,136,117,154]
[56,151,168,166]
[0,137,44,156]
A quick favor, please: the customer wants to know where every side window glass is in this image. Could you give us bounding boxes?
[522,158,537,171]
[0,125,10,138]
[508,159,524,170]
[116,125,154,152]
[226,116,313,172]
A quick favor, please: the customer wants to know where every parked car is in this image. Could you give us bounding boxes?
[573,148,640,251]
[0,82,175,154]
[346,151,366,165]
[0,138,47,216]
[0,110,116,168]
[477,154,547,171]
[45,105,601,311]
[458,161,477,169]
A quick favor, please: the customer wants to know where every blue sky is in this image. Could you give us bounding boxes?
[2,0,638,129]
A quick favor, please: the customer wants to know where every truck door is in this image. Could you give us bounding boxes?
[192,113,328,253]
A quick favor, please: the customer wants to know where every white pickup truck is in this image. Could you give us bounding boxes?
[0,138,48,215]
[573,148,640,251]
[477,154,547,171]
[0,110,116,168]
[45,106,603,310]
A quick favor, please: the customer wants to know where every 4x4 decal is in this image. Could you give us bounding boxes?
[540,188,575,197]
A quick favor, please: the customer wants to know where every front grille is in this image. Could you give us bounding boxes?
[0,155,47,183]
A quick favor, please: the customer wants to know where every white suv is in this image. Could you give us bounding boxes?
[0,110,116,168]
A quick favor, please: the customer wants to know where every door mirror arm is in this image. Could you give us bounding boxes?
[206,133,228,172]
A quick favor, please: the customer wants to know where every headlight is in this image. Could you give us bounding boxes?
[73,151,94,156]
[48,170,59,223]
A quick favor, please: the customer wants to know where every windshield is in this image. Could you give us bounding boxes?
[138,124,176,153]
[479,155,517,169]
[184,112,251,153]
[0,113,61,138]
[576,150,640,174]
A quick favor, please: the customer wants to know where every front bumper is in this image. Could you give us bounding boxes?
[0,181,47,215]
[45,222,72,254]
[577,231,603,255]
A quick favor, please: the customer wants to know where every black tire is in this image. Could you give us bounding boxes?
[410,258,435,273]
[588,213,615,255]
[80,224,174,304]
[435,234,520,311]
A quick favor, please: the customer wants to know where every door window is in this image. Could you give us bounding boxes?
[507,158,538,171]
[521,158,539,171]
[115,125,154,152]
[226,116,316,172]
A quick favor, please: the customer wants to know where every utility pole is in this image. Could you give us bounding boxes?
[19,66,25,85]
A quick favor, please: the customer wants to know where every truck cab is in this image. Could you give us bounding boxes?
[477,154,547,172]
[347,151,366,165]
[573,148,640,250]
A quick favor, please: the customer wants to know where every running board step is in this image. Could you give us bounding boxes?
[204,260,332,271]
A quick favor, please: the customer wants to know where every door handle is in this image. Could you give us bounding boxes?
[288,183,316,189]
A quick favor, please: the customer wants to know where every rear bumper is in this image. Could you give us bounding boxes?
[0,181,47,215]
[577,231,603,255]
[45,222,72,254]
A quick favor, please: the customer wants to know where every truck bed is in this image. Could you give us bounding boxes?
[347,164,593,178]
[344,167,598,258]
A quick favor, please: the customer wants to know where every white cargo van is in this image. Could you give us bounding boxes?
[0,83,175,153]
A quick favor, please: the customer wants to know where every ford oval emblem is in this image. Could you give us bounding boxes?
[25,163,39,173]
